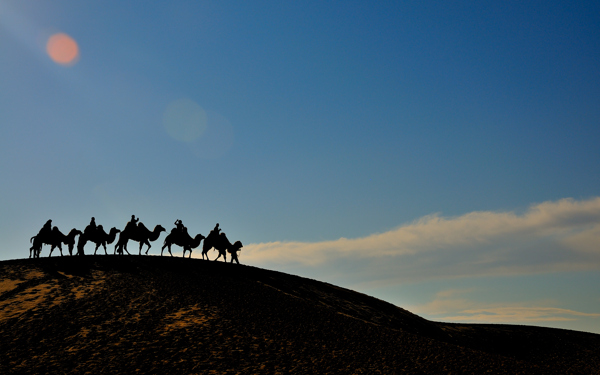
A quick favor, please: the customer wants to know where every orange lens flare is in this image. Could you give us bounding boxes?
[46,33,79,66]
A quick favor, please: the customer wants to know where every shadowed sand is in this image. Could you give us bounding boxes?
[1,256,599,374]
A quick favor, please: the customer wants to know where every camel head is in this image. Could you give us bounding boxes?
[232,241,243,251]
[155,225,166,234]
[68,228,82,237]
[108,227,121,236]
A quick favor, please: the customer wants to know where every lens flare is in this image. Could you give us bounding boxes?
[46,33,79,66]
[163,98,207,143]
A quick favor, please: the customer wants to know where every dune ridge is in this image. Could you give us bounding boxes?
[1,256,599,374]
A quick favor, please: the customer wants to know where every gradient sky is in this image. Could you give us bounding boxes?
[2,1,600,333]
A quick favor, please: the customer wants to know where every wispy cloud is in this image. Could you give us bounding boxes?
[408,289,600,324]
[444,307,600,322]
[244,197,600,283]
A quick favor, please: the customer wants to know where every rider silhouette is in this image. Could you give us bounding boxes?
[126,215,139,232]
[40,219,52,237]
[175,219,184,233]
[84,217,97,236]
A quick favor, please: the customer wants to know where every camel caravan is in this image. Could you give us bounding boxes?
[29,217,243,264]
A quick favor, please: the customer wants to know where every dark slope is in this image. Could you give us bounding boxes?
[0,256,599,374]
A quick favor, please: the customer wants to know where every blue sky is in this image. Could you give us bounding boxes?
[2,1,600,333]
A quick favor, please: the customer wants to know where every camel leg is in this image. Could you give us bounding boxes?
[103,243,107,255]
[48,245,54,257]
[120,241,131,255]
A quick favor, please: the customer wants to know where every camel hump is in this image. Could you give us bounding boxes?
[138,222,149,232]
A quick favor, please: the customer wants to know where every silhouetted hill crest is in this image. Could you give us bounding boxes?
[1,255,599,374]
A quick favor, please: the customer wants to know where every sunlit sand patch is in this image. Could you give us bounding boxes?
[20,269,45,281]
[0,269,107,322]
[162,305,217,332]
[0,282,58,321]
[69,270,105,300]
[0,279,22,294]
[0,267,45,296]
[77,327,91,338]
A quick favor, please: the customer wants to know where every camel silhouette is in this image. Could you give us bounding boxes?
[76,226,121,256]
[161,228,205,258]
[115,223,165,255]
[30,227,82,258]
[202,232,243,263]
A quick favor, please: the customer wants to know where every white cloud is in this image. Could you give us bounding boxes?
[444,307,600,322]
[408,289,600,324]
[243,197,600,283]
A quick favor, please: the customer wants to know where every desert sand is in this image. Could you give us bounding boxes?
[1,255,599,374]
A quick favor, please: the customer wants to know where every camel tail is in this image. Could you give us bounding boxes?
[30,236,35,243]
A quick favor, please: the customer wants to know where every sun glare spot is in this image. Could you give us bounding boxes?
[46,33,79,66]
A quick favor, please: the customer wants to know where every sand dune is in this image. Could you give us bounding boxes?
[1,256,599,374]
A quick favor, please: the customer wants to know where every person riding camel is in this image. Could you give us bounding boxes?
[175,219,184,233]
[206,223,220,244]
[40,219,52,237]
[125,215,139,233]
[84,217,97,237]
